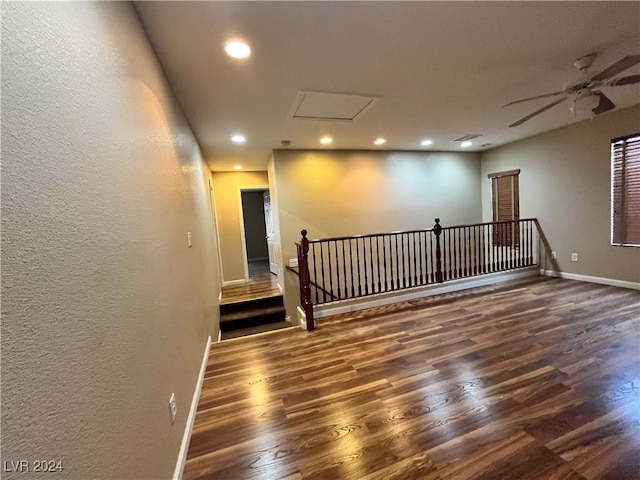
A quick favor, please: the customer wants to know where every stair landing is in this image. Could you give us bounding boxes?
[220,260,280,305]
[219,261,291,340]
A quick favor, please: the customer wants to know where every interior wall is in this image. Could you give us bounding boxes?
[242,190,269,261]
[1,3,220,479]
[480,105,640,283]
[211,171,269,282]
[272,149,482,322]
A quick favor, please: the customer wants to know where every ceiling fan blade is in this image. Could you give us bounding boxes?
[591,54,640,82]
[607,74,640,86]
[503,90,566,107]
[508,97,567,127]
[591,91,615,115]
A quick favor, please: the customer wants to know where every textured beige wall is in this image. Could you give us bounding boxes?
[272,149,482,321]
[480,105,640,283]
[211,171,269,282]
[1,3,220,479]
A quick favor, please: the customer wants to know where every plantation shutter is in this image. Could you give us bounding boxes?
[612,134,640,246]
[489,169,520,246]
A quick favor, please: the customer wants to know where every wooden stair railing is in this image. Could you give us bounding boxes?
[297,229,315,331]
[295,218,539,329]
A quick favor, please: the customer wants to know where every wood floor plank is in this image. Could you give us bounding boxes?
[183,277,640,480]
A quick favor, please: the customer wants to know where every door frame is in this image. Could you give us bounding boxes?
[237,185,270,283]
[208,179,225,296]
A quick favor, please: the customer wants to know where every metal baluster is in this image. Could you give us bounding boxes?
[349,239,355,297]
[341,240,347,300]
[327,240,334,300]
[376,236,382,293]
[390,235,396,290]
[418,231,424,285]
[362,237,369,295]
[429,230,434,283]
[411,232,420,287]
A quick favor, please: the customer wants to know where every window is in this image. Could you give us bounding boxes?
[612,134,640,246]
[489,169,520,246]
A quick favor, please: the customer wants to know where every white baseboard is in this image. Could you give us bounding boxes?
[297,306,308,330]
[173,335,211,480]
[315,268,539,319]
[540,269,640,290]
[222,279,247,287]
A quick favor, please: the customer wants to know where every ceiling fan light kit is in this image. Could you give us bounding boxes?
[505,53,640,127]
[570,89,600,119]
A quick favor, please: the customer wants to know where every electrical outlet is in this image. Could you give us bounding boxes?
[289,258,298,268]
[571,253,579,262]
[169,393,177,424]
[551,251,557,259]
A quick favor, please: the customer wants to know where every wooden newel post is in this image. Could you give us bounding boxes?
[433,218,443,283]
[298,229,315,331]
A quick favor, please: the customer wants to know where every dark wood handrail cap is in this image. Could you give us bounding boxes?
[301,229,308,238]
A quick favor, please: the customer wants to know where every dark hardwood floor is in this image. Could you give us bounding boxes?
[221,260,280,305]
[186,276,640,479]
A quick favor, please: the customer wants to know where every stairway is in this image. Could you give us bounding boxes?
[219,294,289,340]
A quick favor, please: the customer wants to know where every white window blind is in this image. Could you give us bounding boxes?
[611,134,640,246]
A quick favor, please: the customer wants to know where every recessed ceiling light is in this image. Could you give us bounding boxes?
[374,138,386,145]
[460,141,473,148]
[231,134,246,143]
[421,139,433,146]
[233,165,243,170]
[320,136,333,145]
[224,41,251,59]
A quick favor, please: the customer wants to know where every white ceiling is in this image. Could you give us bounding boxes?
[135,1,640,172]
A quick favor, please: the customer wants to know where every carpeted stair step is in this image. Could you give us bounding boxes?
[220,294,284,315]
[220,295,286,332]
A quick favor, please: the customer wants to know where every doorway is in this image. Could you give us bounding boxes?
[239,188,277,282]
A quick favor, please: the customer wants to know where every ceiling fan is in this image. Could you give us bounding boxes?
[505,53,640,127]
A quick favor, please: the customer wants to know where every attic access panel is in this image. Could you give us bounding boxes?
[289,91,379,121]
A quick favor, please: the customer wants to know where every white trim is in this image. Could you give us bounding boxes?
[222,279,247,287]
[314,268,539,319]
[217,329,222,343]
[277,283,283,293]
[209,180,225,285]
[173,335,211,480]
[237,185,270,284]
[540,269,640,290]
[297,306,308,330]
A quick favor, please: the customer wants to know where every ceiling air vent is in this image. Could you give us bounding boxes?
[480,143,493,148]
[452,134,482,142]
[289,91,379,122]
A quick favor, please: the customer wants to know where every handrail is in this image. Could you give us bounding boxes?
[439,218,538,230]
[286,265,337,301]
[293,217,540,329]
[306,228,434,243]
